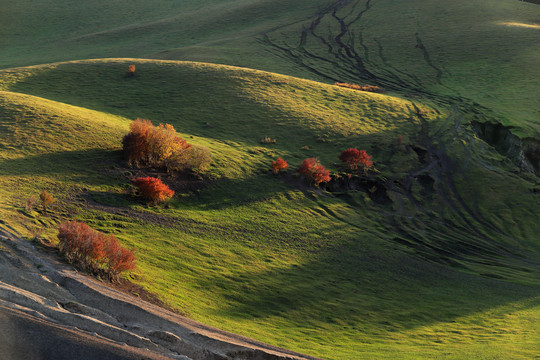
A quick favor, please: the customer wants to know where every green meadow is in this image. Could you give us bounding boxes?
[1,0,539,359]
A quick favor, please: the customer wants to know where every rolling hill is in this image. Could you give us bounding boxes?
[1,0,539,359]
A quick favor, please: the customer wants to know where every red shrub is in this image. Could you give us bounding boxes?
[271,157,289,174]
[126,64,136,76]
[311,164,331,184]
[298,158,331,185]
[132,177,175,203]
[339,148,373,170]
[103,236,136,275]
[298,158,318,176]
[57,221,136,280]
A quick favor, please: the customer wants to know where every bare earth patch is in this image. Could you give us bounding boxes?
[0,225,320,360]
[498,21,540,29]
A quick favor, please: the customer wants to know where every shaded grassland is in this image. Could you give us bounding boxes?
[0,60,539,359]
[2,0,538,141]
[257,0,540,139]
[0,0,331,69]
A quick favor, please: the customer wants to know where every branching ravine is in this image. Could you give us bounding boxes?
[382,107,531,269]
[260,0,538,274]
[414,33,443,85]
[261,0,431,92]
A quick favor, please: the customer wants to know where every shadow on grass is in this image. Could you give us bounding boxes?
[201,236,540,334]
[0,148,125,186]
[179,175,292,211]
[4,61,413,159]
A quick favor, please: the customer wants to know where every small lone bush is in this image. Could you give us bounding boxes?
[57,221,136,280]
[25,196,37,212]
[271,157,288,174]
[132,177,175,203]
[126,64,136,76]
[40,190,54,211]
[339,148,373,171]
[298,158,331,185]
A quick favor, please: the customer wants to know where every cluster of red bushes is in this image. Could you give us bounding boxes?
[122,119,211,173]
[271,147,373,186]
[57,221,136,280]
[132,177,175,203]
[271,156,331,185]
[334,82,382,93]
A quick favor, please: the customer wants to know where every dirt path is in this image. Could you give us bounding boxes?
[0,225,321,360]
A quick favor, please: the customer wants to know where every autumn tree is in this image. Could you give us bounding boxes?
[122,119,209,173]
[271,157,289,174]
[126,64,136,76]
[103,235,137,278]
[39,190,54,211]
[122,118,153,166]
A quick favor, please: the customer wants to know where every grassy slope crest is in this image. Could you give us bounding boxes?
[0,59,539,359]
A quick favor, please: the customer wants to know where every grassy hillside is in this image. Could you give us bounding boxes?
[0,0,331,69]
[1,60,539,359]
[2,0,539,139]
[1,0,539,358]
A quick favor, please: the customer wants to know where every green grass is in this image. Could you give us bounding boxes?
[0,0,331,69]
[1,0,539,358]
[2,0,538,138]
[0,60,539,359]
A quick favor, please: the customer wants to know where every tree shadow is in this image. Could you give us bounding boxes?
[0,148,125,186]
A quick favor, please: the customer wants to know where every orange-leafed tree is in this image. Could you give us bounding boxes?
[298,158,318,176]
[132,177,175,203]
[339,148,373,171]
[311,164,331,184]
[147,123,191,165]
[122,119,196,172]
[271,157,289,174]
[122,118,153,166]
